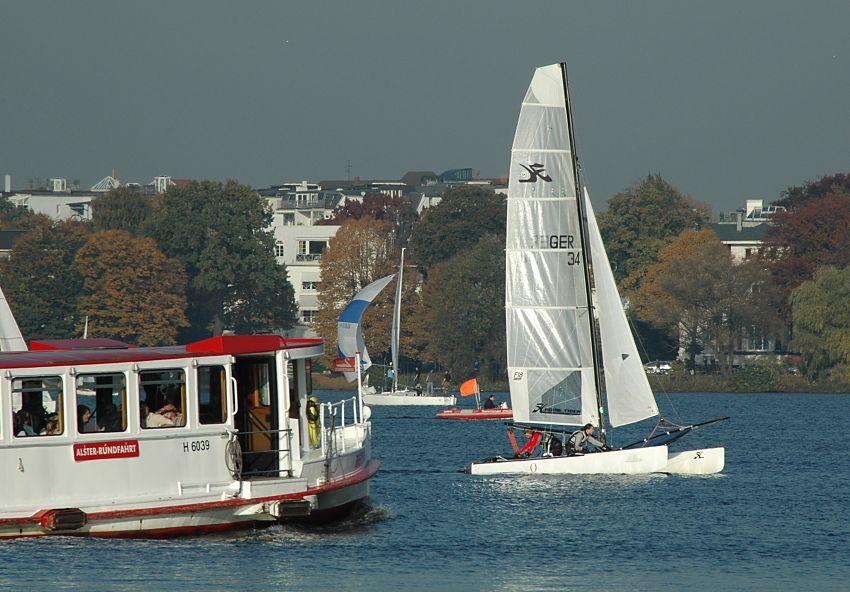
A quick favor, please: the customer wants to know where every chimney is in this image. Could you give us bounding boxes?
[736,211,743,232]
[3,174,10,193]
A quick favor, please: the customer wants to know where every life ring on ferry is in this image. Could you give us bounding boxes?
[306,397,321,448]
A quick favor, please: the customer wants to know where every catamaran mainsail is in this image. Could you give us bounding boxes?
[467,62,725,475]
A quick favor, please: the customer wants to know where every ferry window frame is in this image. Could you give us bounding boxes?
[74,372,128,435]
[11,376,64,438]
[139,369,187,430]
[197,365,228,425]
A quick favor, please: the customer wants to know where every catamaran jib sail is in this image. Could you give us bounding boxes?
[506,63,598,427]
[337,274,395,382]
[583,187,659,427]
[0,285,27,352]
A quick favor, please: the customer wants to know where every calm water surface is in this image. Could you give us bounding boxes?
[1,392,848,591]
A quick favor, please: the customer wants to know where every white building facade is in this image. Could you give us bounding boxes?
[264,184,340,338]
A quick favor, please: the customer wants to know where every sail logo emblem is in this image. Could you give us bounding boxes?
[518,163,552,183]
[513,371,524,380]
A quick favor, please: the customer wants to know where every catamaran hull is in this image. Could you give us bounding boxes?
[363,393,456,406]
[662,447,725,475]
[467,446,669,476]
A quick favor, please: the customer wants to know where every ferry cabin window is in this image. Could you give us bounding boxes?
[75,373,128,434]
[198,365,227,424]
[139,369,186,429]
[12,376,63,437]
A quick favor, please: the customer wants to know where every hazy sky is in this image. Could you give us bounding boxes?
[1,1,848,213]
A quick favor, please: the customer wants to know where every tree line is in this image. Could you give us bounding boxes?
[314,173,850,385]
[0,181,297,346]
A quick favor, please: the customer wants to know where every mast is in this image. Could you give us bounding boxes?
[559,62,607,443]
[391,247,405,393]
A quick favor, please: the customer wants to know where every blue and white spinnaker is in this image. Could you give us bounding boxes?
[337,274,395,382]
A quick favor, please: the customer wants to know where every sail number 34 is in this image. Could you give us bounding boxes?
[534,234,581,265]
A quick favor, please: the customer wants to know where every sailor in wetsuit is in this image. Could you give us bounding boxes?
[567,423,606,454]
[516,428,541,458]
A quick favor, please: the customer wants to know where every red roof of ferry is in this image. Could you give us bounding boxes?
[0,335,323,370]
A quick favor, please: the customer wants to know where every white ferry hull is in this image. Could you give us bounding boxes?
[467,446,669,476]
[362,392,456,406]
[662,447,725,475]
[0,460,378,539]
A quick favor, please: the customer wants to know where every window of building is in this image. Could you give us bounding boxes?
[302,281,318,291]
[301,309,316,324]
[198,366,228,424]
[139,369,186,429]
[12,376,63,437]
[296,240,327,261]
[274,242,285,257]
[284,213,295,226]
[76,373,127,434]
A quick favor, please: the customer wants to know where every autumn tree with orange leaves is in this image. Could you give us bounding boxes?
[634,228,781,373]
[314,218,418,366]
[761,193,850,299]
[74,230,189,346]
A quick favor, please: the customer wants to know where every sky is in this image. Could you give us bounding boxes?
[1,0,848,213]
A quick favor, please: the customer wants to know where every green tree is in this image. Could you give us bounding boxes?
[74,230,189,346]
[598,174,709,289]
[0,220,90,339]
[790,266,850,382]
[416,234,505,380]
[142,180,297,338]
[408,185,506,272]
[91,186,153,233]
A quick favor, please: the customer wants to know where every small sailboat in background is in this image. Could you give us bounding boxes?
[335,251,456,406]
[467,62,726,476]
[436,378,512,420]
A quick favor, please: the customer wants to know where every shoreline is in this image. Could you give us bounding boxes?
[312,373,850,395]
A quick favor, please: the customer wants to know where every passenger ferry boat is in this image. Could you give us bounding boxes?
[0,334,377,538]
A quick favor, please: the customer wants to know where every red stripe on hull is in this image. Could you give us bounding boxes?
[0,460,379,529]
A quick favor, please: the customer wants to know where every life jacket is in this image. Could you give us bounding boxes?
[566,430,584,454]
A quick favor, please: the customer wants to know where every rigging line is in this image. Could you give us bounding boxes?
[627,310,683,423]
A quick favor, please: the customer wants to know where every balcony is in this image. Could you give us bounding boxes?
[296,253,323,262]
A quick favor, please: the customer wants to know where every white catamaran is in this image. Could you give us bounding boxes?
[468,63,725,476]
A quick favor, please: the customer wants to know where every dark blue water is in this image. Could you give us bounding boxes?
[1,392,848,591]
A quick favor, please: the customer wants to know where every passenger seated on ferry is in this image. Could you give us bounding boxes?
[77,405,97,433]
[14,409,36,437]
[97,402,121,432]
[40,413,60,435]
[142,400,175,428]
[156,392,184,425]
[22,392,48,434]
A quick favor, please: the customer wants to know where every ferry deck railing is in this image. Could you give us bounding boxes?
[319,395,362,458]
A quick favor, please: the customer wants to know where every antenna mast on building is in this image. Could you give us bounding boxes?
[346,160,352,182]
